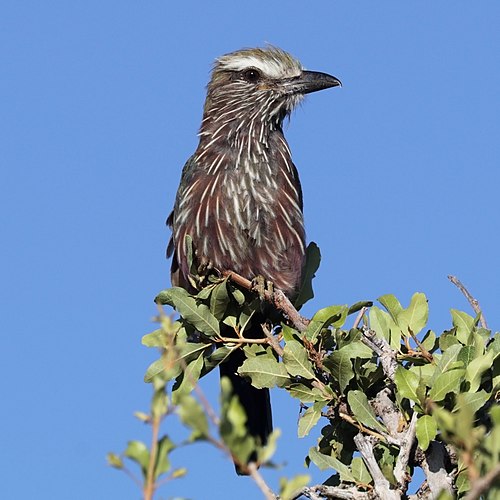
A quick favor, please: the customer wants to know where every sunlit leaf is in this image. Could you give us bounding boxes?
[155,287,220,337]
[416,415,437,451]
[378,294,403,320]
[347,390,386,433]
[429,369,465,401]
[209,280,229,320]
[238,354,290,389]
[465,351,494,392]
[308,447,356,482]
[177,394,209,441]
[324,350,354,392]
[298,402,323,438]
[351,456,372,484]
[154,435,174,479]
[124,440,150,476]
[450,309,475,344]
[279,474,311,500]
[283,340,316,379]
[395,366,421,404]
[398,292,428,336]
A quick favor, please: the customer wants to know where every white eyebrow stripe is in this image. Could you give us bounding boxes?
[217,55,302,79]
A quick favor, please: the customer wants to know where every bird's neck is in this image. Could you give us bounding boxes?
[196,103,287,171]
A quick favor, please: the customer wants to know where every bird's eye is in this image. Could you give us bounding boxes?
[242,68,261,83]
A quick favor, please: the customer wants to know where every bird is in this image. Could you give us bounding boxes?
[166,46,340,473]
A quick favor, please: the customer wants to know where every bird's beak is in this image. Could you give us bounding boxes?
[285,70,342,95]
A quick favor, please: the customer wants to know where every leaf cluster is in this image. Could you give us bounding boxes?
[110,251,500,499]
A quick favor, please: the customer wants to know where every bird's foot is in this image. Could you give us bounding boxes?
[251,275,274,302]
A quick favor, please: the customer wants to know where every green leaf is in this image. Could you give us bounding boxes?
[465,351,494,392]
[287,383,325,403]
[430,344,462,384]
[324,350,354,392]
[339,340,374,359]
[429,369,465,401]
[294,242,321,309]
[378,294,403,320]
[281,324,299,342]
[209,280,229,320]
[370,306,401,349]
[298,402,323,438]
[258,429,281,463]
[395,366,421,404]
[458,346,478,367]
[144,358,177,383]
[107,452,124,469]
[398,292,429,336]
[155,287,220,337]
[455,390,490,415]
[238,353,290,389]
[487,333,500,359]
[283,340,316,379]
[220,378,256,464]
[230,287,246,305]
[416,415,437,451]
[347,301,373,316]
[144,342,209,383]
[451,309,475,344]
[351,456,372,484]
[420,330,437,352]
[347,390,386,434]
[303,305,348,343]
[279,474,311,500]
[308,447,356,482]
[142,328,169,348]
[151,388,168,418]
[172,354,204,403]
[177,394,209,440]
[154,435,174,479]
[202,345,233,375]
[369,306,391,344]
[124,440,150,476]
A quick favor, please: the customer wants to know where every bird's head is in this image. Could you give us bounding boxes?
[201,46,341,133]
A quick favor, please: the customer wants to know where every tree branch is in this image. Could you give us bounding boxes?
[464,464,500,500]
[360,326,397,383]
[296,484,372,499]
[354,434,399,500]
[223,270,309,332]
[447,275,488,329]
[393,412,418,492]
[247,462,277,500]
[419,442,454,498]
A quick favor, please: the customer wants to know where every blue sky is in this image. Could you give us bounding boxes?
[1,1,499,498]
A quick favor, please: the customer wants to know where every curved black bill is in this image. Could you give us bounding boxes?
[286,70,342,95]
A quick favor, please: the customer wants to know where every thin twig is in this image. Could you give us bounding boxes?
[353,307,368,329]
[408,330,434,363]
[143,413,161,500]
[448,275,488,329]
[247,462,277,500]
[217,336,270,345]
[339,412,400,446]
[262,323,284,356]
[464,464,500,500]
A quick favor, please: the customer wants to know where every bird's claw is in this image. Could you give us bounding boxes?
[251,275,274,301]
